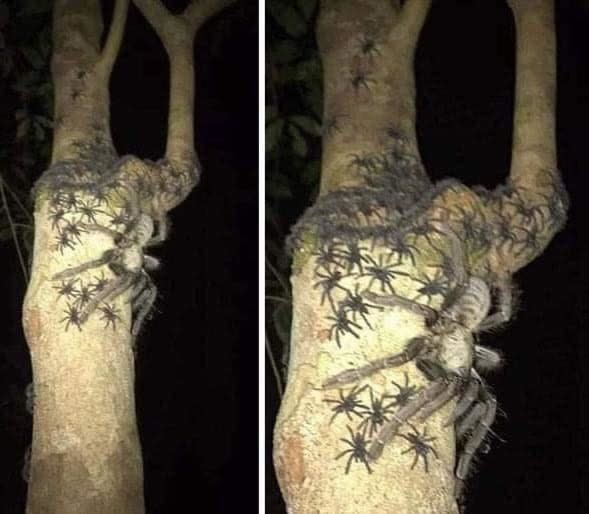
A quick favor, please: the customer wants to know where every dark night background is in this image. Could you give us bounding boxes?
[0,1,258,513]
[267,1,589,513]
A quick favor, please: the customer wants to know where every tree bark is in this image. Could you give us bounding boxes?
[22,1,233,512]
[274,1,567,512]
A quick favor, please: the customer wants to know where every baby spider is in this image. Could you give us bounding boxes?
[54,278,79,301]
[389,372,420,407]
[336,425,373,474]
[357,388,397,438]
[357,35,381,58]
[361,254,408,294]
[313,268,351,309]
[412,269,452,306]
[349,69,375,93]
[60,303,83,331]
[99,303,122,330]
[399,424,438,472]
[324,385,369,424]
[326,308,362,347]
[341,285,381,328]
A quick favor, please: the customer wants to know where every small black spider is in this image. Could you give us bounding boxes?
[99,303,121,330]
[349,69,375,93]
[412,269,451,305]
[407,221,446,248]
[60,303,83,331]
[63,220,87,243]
[326,309,361,347]
[357,35,381,58]
[399,424,438,472]
[336,425,373,474]
[389,372,420,407]
[48,206,67,231]
[88,272,109,293]
[54,231,76,254]
[60,192,79,210]
[339,242,370,273]
[362,254,408,294]
[314,268,350,309]
[313,243,345,272]
[341,285,381,328]
[74,284,94,306]
[357,388,397,437]
[387,235,419,266]
[324,385,369,424]
[54,279,79,300]
[76,199,104,224]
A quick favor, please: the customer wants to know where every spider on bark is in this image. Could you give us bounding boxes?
[336,425,373,474]
[399,424,438,472]
[324,385,369,424]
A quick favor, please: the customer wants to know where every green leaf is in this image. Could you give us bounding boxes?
[268,3,307,38]
[287,123,307,157]
[290,115,321,136]
[266,118,285,152]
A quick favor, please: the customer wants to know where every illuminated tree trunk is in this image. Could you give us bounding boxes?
[273,1,567,512]
[21,1,232,512]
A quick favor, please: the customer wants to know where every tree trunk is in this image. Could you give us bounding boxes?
[21,1,232,512]
[273,1,567,512]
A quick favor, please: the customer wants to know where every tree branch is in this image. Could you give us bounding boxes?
[508,0,556,184]
[97,0,130,75]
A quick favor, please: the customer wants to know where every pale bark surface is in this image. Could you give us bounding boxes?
[21,1,232,512]
[274,1,567,512]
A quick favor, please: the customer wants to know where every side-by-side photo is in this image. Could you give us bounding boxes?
[0,0,257,512]
[267,1,585,513]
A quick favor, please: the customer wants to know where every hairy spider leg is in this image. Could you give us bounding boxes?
[417,378,461,422]
[445,377,480,426]
[52,250,116,281]
[455,394,497,498]
[363,290,437,324]
[144,216,169,247]
[368,377,447,460]
[130,276,158,336]
[77,222,123,241]
[477,278,513,332]
[473,344,503,372]
[322,337,428,389]
[143,254,160,271]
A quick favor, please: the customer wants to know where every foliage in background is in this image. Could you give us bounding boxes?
[266,0,322,397]
[0,0,53,281]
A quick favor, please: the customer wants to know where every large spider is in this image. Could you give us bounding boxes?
[336,425,373,474]
[52,211,165,334]
[324,385,368,424]
[361,254,408,293]
[322,226,509,493]
[399,424,438,472]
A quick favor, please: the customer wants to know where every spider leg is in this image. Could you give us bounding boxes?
[322,336,428,389]
[77,223,122,241]
[78,274,134,323]
[368,377,447,460]
[363,291,437,324]
[52,250,116,281]
[130,276,157,337]
[455,393,497,498]
[143,254,160,271]
[478,278,513,332]
[417,377,461,422]
[445,377,480,426]
[455,403,486,440]
[473,344,503,372]
[145,216,169,247]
